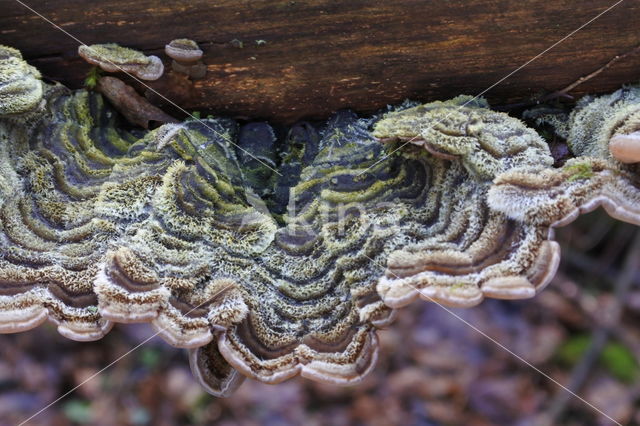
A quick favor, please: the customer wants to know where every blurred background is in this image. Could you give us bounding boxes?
[0,210,638,426]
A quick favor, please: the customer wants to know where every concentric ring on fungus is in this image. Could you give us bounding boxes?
[0,45,638,396]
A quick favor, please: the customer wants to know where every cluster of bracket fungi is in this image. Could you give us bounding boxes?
[0,42,638,396]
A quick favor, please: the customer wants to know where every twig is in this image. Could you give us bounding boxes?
[542,44,640,102]
[541,327,609,426]
[496,44,640,111]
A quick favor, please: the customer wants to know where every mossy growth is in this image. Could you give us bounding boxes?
[557,335,639,383]
[566,162,594,182]
[84,66,103,89]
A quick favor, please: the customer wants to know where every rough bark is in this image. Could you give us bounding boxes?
[1,0,639,123]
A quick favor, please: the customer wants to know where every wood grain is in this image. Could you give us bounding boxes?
[1,0,639,123]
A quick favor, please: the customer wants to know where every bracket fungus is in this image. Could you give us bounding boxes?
[571,87,640,165]
[488,87,640,228]
[610,131,640,164]
[78,43,164,81]
[165,39,207,80]
[0,44,638,396]
[0,45,43,115]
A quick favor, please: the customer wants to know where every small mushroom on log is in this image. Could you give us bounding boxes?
[165,39,207,80]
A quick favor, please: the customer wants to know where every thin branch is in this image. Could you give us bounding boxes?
[496,44,640,111]
[542,44,640,102]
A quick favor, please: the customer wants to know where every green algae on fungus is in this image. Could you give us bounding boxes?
[0,44,639,397]
[565,162,594,182]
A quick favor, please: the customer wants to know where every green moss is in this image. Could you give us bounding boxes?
[557,334,590,364]
[566,162,594,181]
[601,342,639,383]
[139,347,162,369]
[83,66,102,89]
[557,335,639,383]
[63,399,92,424]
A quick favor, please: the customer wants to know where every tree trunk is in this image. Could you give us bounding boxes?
[1,0,639,123]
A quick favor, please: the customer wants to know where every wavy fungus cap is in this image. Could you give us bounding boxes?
[0,44,639,396]
[0,45,43,114]
[78,43,164,81]
[521,87,640,165]
[489,88,640,229]
[371,99,559,307]
[567,86,640,163]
